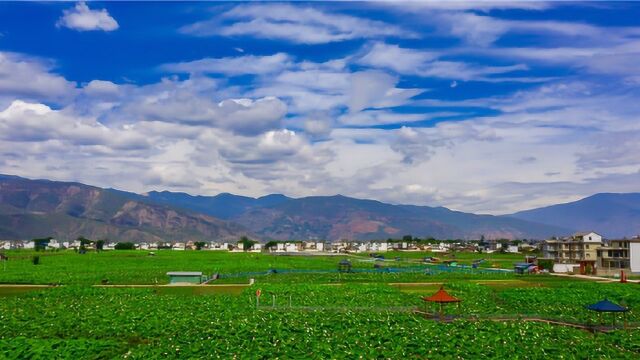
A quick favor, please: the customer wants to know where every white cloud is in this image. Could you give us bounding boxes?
[357,42,529,81]
[348,71,422,113]
[181,3,415,44]
[162,53,293,76]
[57,2,119,32]
[0,52,77,104]
[0,100,149,151]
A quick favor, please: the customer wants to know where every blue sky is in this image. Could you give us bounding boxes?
[1,1,640,214]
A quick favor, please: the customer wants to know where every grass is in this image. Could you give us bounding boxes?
[0,249,523,285]
[1,249,639,358]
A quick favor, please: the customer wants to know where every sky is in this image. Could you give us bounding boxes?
[1,1,640,215]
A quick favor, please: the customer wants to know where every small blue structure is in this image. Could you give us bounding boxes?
[166,271,206,284]
[586,299,629,328]
[514,263,535,274]
[586,299,628,313]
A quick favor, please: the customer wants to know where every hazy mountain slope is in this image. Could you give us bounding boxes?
[0,175,248,242]
[509,193,640,238]
[232,195,568,241]
[141,191,291,219]
[0,174,579,242]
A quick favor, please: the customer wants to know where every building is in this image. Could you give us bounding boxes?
[166,271,206,285]
[597,239,640,275]
[542,231,602,275]
[542,231,602,261]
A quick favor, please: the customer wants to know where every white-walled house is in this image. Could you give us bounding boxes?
[23,241,35,249]
[172,242,186,251]
[369,242,388,252]
[207,242,230,251]
[249,243,262,252]
[506,245,520,253]
[47,240,62,249]
[303,241,325,252]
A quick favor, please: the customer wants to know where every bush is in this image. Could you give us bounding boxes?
[32,256,40,265]
[537,259,554,272]
[114,242,135,250]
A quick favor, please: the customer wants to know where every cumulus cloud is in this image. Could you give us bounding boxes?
[0,100,149,150]
[57,2,119,32]
[181,3,415,44]
[0,52,77,104]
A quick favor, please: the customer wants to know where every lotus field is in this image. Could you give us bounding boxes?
[1,250,639,359]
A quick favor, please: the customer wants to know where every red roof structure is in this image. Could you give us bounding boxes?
[422,286,461,303]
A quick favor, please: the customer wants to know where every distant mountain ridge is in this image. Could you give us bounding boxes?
[229,194,568,241]
[0,175,248,242]
[509,193,640,238]
[142,191,291,219]
[3,173,622,242]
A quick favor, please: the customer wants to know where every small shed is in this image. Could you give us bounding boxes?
[514,262,537,274]
[166,271,205,285]
[338,259,352,273]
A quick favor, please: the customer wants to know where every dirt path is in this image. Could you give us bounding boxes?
[550,273,640,283]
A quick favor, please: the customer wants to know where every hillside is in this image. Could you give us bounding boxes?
[141,191,290,219]
[0,175,248,242]
[0,174,577,242]
[231,195,568,241]
[509,193,640,238]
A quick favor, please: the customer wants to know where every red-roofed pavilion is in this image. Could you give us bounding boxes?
[422,286,461,320]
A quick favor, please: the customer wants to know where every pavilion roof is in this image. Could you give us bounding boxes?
[422,286,461,303]
[586,299,629,312]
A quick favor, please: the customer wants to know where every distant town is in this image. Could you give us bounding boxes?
[3,230,639,275]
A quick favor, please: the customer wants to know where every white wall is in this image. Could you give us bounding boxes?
[553,264,579,273]
[583,232,602,243]
[630,242,640,273]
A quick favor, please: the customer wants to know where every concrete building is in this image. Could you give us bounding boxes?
[597,239,640,275]
[542,231,602,261]
[542,231,602,275]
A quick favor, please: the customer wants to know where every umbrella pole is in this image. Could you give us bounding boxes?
[612,313,616,327]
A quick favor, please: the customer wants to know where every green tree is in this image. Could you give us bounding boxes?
[77,236,93,246]
[96,240,105,251]
[239,236,257,251]
[114,242,135,250]
[194,241,206,250]
[33,237,52,251]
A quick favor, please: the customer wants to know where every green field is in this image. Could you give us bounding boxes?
[0,250,639,359]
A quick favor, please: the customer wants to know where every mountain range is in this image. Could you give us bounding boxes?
[509,193,640,238]
[0,174,637,242]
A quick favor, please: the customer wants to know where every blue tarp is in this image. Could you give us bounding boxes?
[586,299,629,312]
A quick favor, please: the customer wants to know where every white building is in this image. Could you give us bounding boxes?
[207,242,229,250]
[47,240,62,249]
[506,245,520,253]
